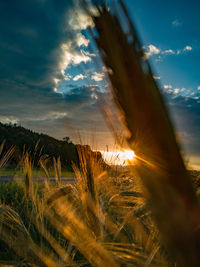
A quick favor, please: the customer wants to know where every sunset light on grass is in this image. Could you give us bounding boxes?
[101,149,136,165]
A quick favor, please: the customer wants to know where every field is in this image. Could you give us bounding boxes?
[0,168,75,178]
[0,158,200,267]
[0,159,145,266]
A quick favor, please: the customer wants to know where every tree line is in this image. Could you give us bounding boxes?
[0,122,105,171]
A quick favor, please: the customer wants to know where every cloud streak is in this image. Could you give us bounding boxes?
[73,74,87,81]
[144,44,193,59]
[184,45,192,51]
[172,19,182,27]
[91,72,104,82]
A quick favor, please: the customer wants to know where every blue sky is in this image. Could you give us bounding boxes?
[0,0,199,168]
[125,0,200,95]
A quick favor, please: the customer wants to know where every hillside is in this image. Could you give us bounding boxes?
[0,122,104,171]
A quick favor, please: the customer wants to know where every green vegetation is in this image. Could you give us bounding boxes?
[0,168,75,178]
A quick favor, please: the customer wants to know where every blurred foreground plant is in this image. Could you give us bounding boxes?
[84,0,200,266]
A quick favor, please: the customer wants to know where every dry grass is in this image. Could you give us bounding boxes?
[0,144,168,266]
[0,141,15,169]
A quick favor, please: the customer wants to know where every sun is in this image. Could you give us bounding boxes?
[123,150,136,161]
[100,149,136,165]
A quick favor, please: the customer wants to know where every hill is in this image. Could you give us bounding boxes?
[0,122,104,171]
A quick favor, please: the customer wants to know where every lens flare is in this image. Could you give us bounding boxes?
[101,149,136,165]
[123,150,136,161]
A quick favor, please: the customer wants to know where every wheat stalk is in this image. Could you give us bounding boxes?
[84,1,200,265]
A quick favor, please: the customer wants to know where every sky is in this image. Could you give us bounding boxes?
[0,0,200,168]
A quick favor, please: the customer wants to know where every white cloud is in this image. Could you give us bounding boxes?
[144,43,193,60]
[52,41,92,87]
[162,49,175,55]
[27,112,68,121]
[91,72,104,82]
[148,45,160,54]
[76,33,90,47]
[91,92,98,99]
[83,51,96,57]
[172,19,182,27]
[163,85,179,95]
[163,85,199,98]
[0,116,18,124]
[174,88,180,94]
[175,46,193,55]
[184,45,192,51]
[61,43,92,68]
[54,78,60,85]
[73,74,87,81]
[102,65,113,75]
[55,33,96,87]
[164,84,172,89]
[144,45,175,59]
[64,74,72,80]
[197,86,200,90]
[144,44,160,59]
[102,66,108,72]
[153,76,160,80]
[53,74,71,92]
[51,112,67,120]
[67,50,91,65]
[68,9,94,30]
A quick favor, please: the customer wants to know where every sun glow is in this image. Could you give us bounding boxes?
[101,149,136,165]
[123,150,136,161]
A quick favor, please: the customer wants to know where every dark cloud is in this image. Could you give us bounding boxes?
[0,0,75,87]
[0,0,112,146]
[0,0,73,124]
[0,78,112,147]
